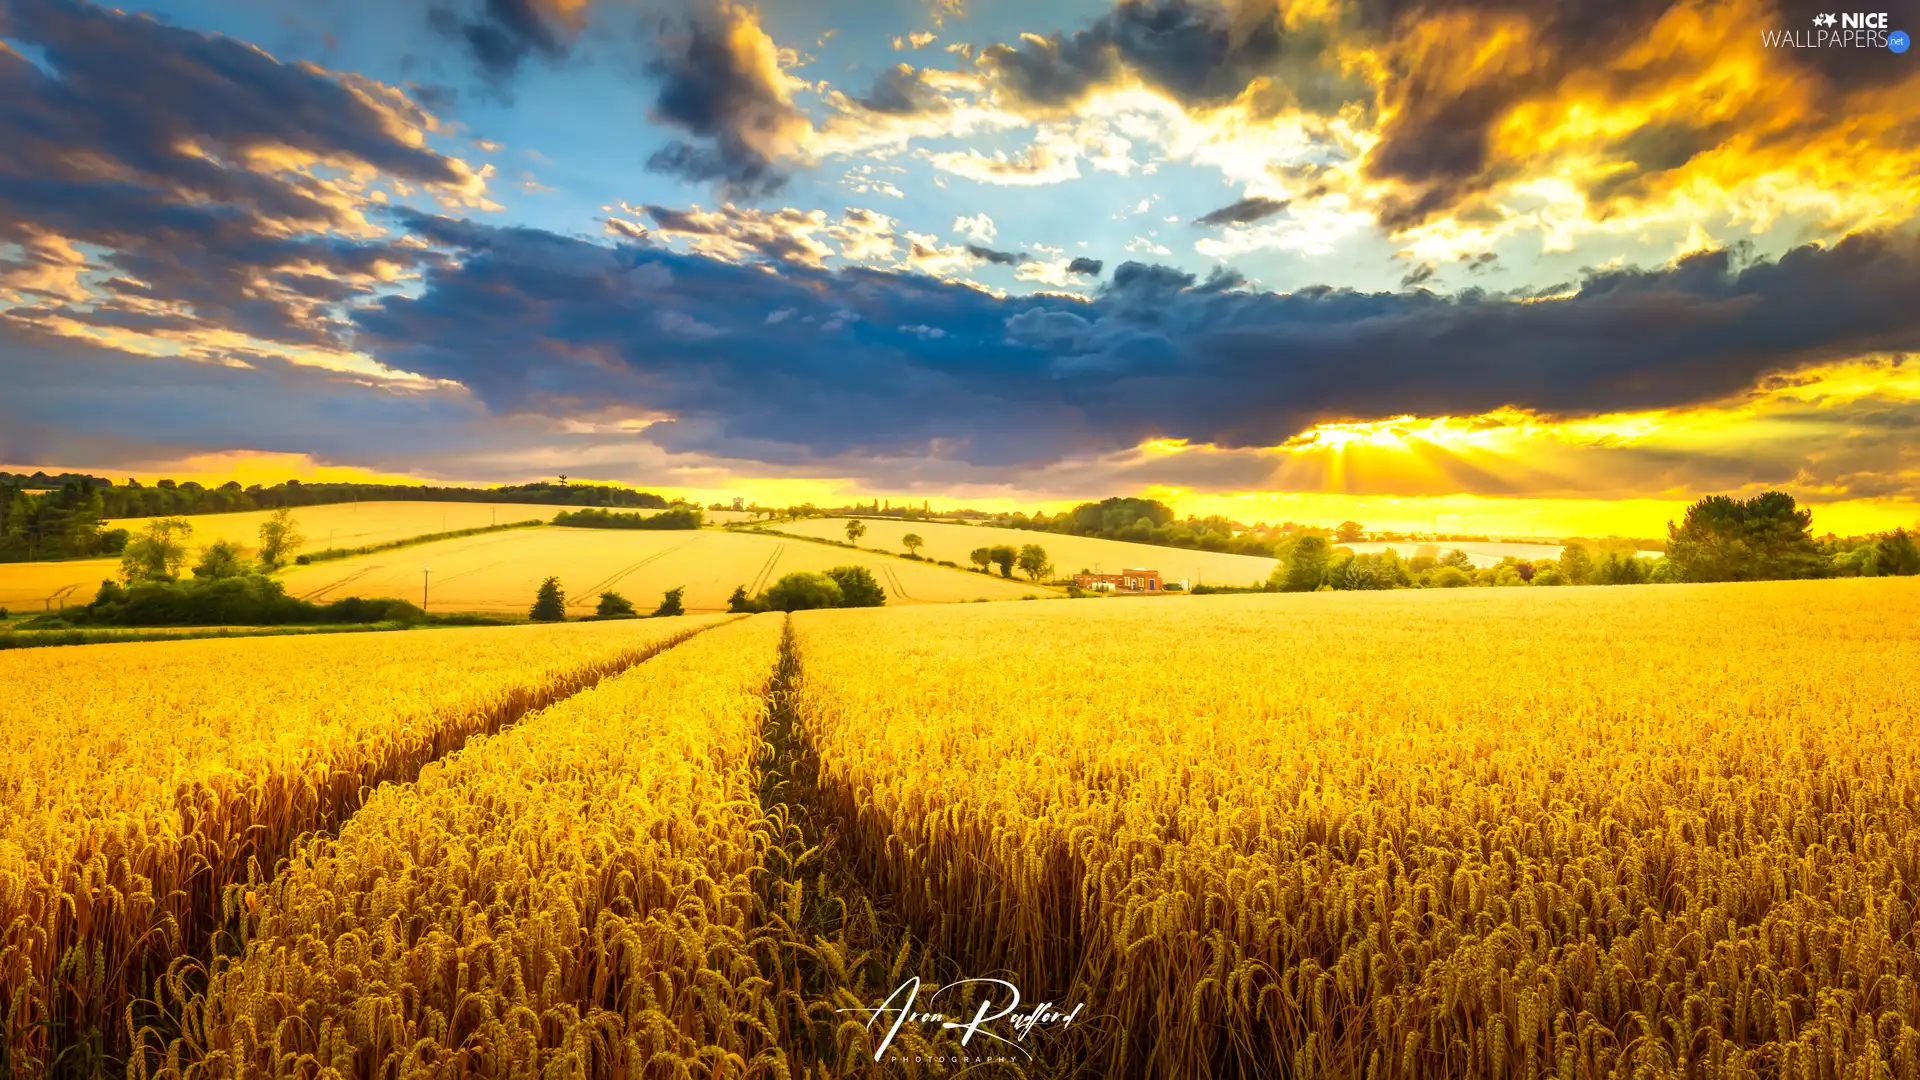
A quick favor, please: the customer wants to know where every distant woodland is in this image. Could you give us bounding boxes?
[0,475,669,561]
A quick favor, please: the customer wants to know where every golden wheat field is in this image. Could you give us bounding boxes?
[0,615,728,1075]
[0,557,119,611]
[788,578,1920,1078]
[277,524,1049,613]
[770,516,1281,587]
[8,579,1920,1079]
[0,503,746,612]
[135,614,791,1077]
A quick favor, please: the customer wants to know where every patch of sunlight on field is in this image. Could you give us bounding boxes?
[277,527,1048,613]
[769,516,1281,587]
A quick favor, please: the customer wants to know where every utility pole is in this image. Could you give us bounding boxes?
[423,567,431,611]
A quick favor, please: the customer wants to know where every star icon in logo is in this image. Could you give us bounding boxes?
[1818,13,1838,25]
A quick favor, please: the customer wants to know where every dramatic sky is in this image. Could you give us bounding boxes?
[3,0,1918,535]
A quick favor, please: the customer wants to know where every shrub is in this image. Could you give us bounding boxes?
[760,572,843,612]
[530,577,567,622]
[823,566,886,608]
[596,591,637,617]
[652,587,686,617]
[324,597,426,625]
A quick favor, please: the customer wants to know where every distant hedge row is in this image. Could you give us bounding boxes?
[295,520,545,565]
[552,507,704,530]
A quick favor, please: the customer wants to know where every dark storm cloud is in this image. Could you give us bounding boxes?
[856,63,946,115]
[1359,0,1677,228]
[974,0,1364,116]
[966,245,1026,266]
[357,217,1920,467]
[429,0,573,81]
[1399,263,1436,289]
[1107,261,1196,294]
[1353,0,1916,228]
[0,0,469,346]
[1193,196,1291,227]
[969,0,1916,232]
[643,6,811,201]
[1066,257,1105,277]
[1195,266,1245,292]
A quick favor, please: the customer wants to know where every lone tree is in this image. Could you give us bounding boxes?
[652,586,686,617]
[988,544,1017,578]
[1667,491,1822,582]
[969,546,992,572]
[1335,520,1365,544]
[1016,543,1052,582]
[596,591,636,617]
[256,507,303,570]
[845,520,867,546]
[1281,535,1331,592]
[727,585,759,612]
[901,533,924,557]
[120,518,193,583]
[530,577,567,622]
[824,565,887,607]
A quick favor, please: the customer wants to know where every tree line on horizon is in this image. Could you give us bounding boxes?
[1219,491,1918,592]
[0,476,672,561]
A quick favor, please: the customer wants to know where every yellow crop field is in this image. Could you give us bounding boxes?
[139,614,792,1077]
[0,502,559,612]
[789,579,1920,1078]
[771,515,1280,587]
[15,579,1920,1076]
[0,615,729,1073]
[0,557,119,611]
[279,524,1048,613]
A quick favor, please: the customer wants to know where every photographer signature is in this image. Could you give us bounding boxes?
[836,977,1085,1062]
